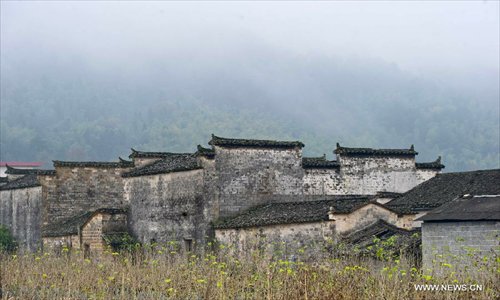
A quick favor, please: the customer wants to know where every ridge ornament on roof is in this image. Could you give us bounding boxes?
[416,156,445,170]
[334,143,418,156]
[0,174,41,190]
[209,134,305,149]
[195,145,215,158]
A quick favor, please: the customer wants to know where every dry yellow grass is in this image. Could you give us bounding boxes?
[1,244,498,299]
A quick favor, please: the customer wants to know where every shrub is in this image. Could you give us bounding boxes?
[102,232,139,252]
[0,225,17,252]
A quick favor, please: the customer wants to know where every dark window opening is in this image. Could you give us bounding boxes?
[184,239,193,252]
[84,243,90,258]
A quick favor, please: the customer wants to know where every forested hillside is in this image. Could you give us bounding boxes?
[1,45,498,172]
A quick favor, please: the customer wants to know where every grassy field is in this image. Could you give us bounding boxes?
[1,244,498,300]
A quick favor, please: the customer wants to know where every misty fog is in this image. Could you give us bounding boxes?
[1,1,499,171]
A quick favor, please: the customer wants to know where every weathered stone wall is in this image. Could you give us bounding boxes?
[0,186,42,251]
[215,146,304,217]
[338,155,418,194]
[45,167,130,225]
[125,169,206,249]
[215,221,335,258]
[200,157,218,243]
[303,169,344,195]
[421,221,500,273]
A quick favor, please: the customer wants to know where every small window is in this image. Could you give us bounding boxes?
[84,243,91,258]
[184,239,193,252]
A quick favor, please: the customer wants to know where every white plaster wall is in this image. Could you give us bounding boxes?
[0,186,42,251]
[416,169,439,184]
[331,204,414,234]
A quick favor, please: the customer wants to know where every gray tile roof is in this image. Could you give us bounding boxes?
[416,156,445,170]
[42,208,127,237]
[213,196,372,229]
[53,160,134,168]
[129,148,191,159]
[195,145,215,158]
[386,169,500,214]
[209,134,304,149]
[302,156,340,169]
[5,165,56,176]
[122,154,201,177]
[342,220,420,254]
[0,175,41,191]
[334,143,418,156]
[375,191,403,199]
[418,195,500,222]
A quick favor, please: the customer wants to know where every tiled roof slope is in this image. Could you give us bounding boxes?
[5,165,56,176]
[122,154,201,177]
[209,134,304,149]
[386,169,500,214]
[416,156,445,170]
[129,148,191,159]
[375,191,402,199]
[334,143,418,156]
[418,195,500,222]
[213,196,371,229]
[344,220,419,245]
[0,175,41,191]
[53,160,134,168]
[195,145,215,158]
[302,155,340,169]
[42,208,127,237]
[342,220,421,256]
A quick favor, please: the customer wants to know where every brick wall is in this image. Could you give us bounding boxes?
[421,221,500,273]
[45,166,130,224]
[81,213,105,253]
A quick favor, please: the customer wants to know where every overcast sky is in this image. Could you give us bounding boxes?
[2,1,498,81]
